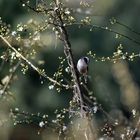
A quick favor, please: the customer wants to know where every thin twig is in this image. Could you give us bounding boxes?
[1,61,21,96]
[66,23,140,46]
[81,83,115,122]
[0,35,68,89]
[11,110,61,129]
[116,21,140,36]
[20,0,53,13]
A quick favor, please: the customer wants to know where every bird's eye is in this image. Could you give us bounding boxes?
[83,57,89,64]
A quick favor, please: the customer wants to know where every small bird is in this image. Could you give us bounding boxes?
[77,56,90,82]
[77,56,89,74]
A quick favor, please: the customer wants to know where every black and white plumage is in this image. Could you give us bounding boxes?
[77,56,89,75]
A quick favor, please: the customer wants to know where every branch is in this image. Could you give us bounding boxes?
[20,0,53,13]
[54,3,85,117]
[116,20,140,36]
[1,61,21,96]
[66,23,140,46]
[0,35,69,89]
[11,110,61,130]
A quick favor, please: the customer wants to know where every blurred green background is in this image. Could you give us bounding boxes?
[0,0,140,139]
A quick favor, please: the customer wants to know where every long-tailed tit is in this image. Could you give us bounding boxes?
[77,57,89,82]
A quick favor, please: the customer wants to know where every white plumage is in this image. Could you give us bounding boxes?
[77,57,89,74]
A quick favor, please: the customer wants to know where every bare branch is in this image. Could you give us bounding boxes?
[66,23,140,46]
[0,35,69,89]
[54,5,85,117]
[1,61,21,96]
